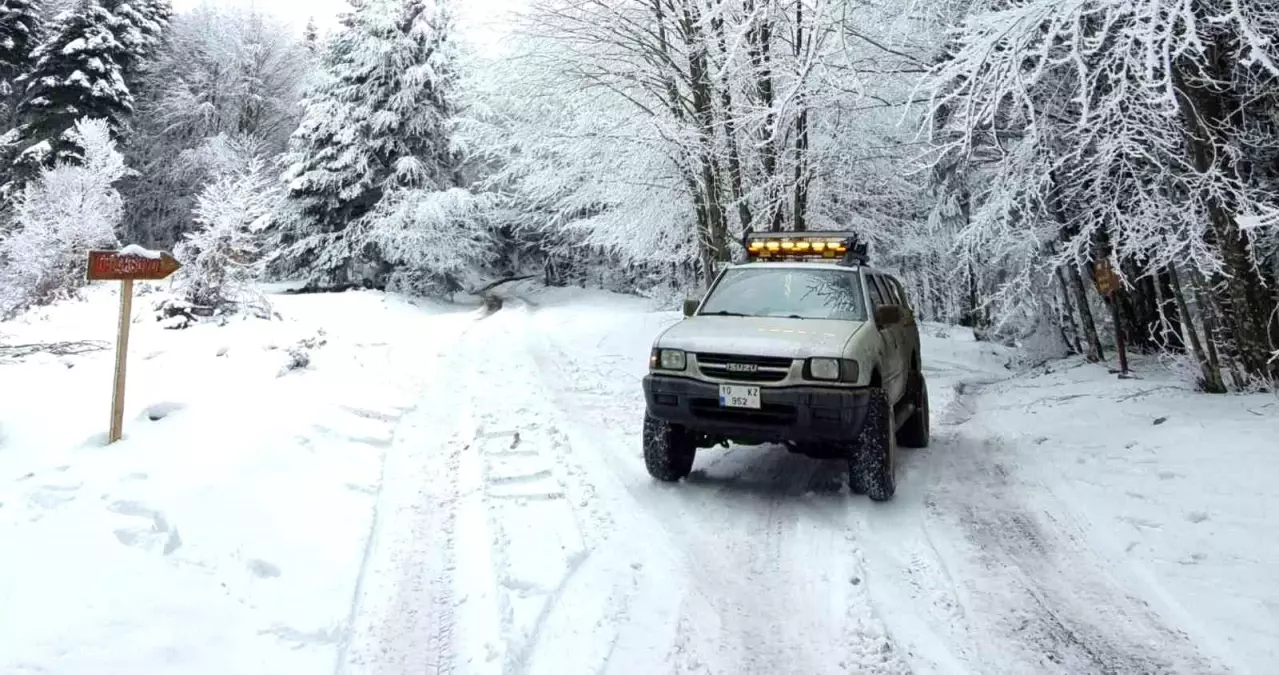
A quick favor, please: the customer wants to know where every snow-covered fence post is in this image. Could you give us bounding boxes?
[86,246,181,443]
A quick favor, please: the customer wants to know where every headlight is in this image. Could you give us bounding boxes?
[808,357,841,380]
[650,348,686,371]
[805,358,858,382]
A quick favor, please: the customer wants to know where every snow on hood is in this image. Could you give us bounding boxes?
[656,315,866,358]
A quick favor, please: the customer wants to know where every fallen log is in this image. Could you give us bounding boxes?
[468,275,537,296]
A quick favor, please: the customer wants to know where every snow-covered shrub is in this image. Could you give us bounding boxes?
[363,187,494,297]
[172,155,278,318]
[278,346,310,376]
[0,118,128,317]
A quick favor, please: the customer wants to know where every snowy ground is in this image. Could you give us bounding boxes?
[2,281,1276,674]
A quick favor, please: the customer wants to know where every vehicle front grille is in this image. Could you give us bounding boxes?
[689,398,798,425]
[696,352,794,383]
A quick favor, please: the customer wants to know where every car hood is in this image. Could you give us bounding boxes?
[657,316,867,359]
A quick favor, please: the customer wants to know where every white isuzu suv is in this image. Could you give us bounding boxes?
[641,231,929,501]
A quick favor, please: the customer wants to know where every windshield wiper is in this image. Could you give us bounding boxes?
[701,310,749,317]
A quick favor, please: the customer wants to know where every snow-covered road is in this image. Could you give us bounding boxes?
[338,284,1250,675]
[5,283,1271,674]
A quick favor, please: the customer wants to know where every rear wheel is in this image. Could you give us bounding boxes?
[897,369,930,449]
[643,412,696,481]
[850,388,896,501]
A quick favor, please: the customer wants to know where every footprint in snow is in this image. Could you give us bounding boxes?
[142,401,185,422]
[247,559,281,579]
[108,500,183,556]
[27,483,81,512]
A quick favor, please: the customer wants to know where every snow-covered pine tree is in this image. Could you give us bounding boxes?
[11,0,132,179]
[0,0,43,100]
[101,0,169,90]
[7,0,167,184]
[275,0,461,289]
[303,16,318,52]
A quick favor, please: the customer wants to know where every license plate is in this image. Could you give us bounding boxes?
[719,384,761,409]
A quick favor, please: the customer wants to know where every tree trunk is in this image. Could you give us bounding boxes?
[1155,267,1186,352]
[1189,267,1242,389]
[1056,267,1084,355]
[1168,263,1225,392]
[745,0,781,231]
[679,2,729,266]
[1066,262,1104,362]
[709,4,752,235]
[791,0,810,232]
[1117,262,1157,352]
[1173,43,1278,381]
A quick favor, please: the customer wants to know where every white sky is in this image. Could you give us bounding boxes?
[169,0,526,54]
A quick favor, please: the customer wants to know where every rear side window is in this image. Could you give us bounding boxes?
[866,274,888,306]
[888,277,911,310]
[879,276,899,305]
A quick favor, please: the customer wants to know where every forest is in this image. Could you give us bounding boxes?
[0,0,1276,391]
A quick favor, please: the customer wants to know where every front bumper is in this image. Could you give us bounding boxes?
[642,374,871,444]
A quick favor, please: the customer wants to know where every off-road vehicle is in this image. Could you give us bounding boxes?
[641,231,929,501]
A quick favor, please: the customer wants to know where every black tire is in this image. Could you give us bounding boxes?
[848,467,868,495]
[851,388,896,501]
[897,370,930,449]
[643,412,696,481]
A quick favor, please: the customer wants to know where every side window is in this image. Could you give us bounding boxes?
[889,277,911,310]
[880,276,901,305]
[866,274,888,306]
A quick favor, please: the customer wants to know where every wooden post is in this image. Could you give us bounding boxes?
[87,248,181,444]
[109,279,134,443]
[1093,257,1132,378]
[1110,295,1130,376]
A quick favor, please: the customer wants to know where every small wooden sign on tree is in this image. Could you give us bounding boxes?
[1092,257,1121,297]
[1092,257,1131,378]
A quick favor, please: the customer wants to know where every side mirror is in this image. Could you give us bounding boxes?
[683,296,702,317]
[874,304,903,328]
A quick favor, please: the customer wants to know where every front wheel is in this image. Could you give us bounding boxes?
[850,388,896,501]
[643,412,696,481]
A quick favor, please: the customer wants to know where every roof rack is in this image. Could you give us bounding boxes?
[743,230,869,266]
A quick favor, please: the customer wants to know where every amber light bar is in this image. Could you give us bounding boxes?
[744,231,864,261]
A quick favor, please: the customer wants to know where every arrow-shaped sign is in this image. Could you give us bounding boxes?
[87,249,181,281]
[86,247,182,443]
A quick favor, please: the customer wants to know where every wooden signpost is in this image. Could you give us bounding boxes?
[1092,257,1131,378]
[86,248,182,443]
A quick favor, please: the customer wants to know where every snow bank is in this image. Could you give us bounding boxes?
[969,357,1279,672]
[0,285,476,674]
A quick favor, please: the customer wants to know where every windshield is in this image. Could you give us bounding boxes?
[697,266,868,321]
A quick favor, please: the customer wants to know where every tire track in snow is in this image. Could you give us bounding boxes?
[850,356,1229,675]
[514,294,1225,675]
[456,305,630,675]
[925,433,1226,675]
[339,309,484,675]
[516,297,911,675]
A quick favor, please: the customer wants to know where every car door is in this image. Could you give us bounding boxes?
[887,276,920,373]
[866,273,904,401]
